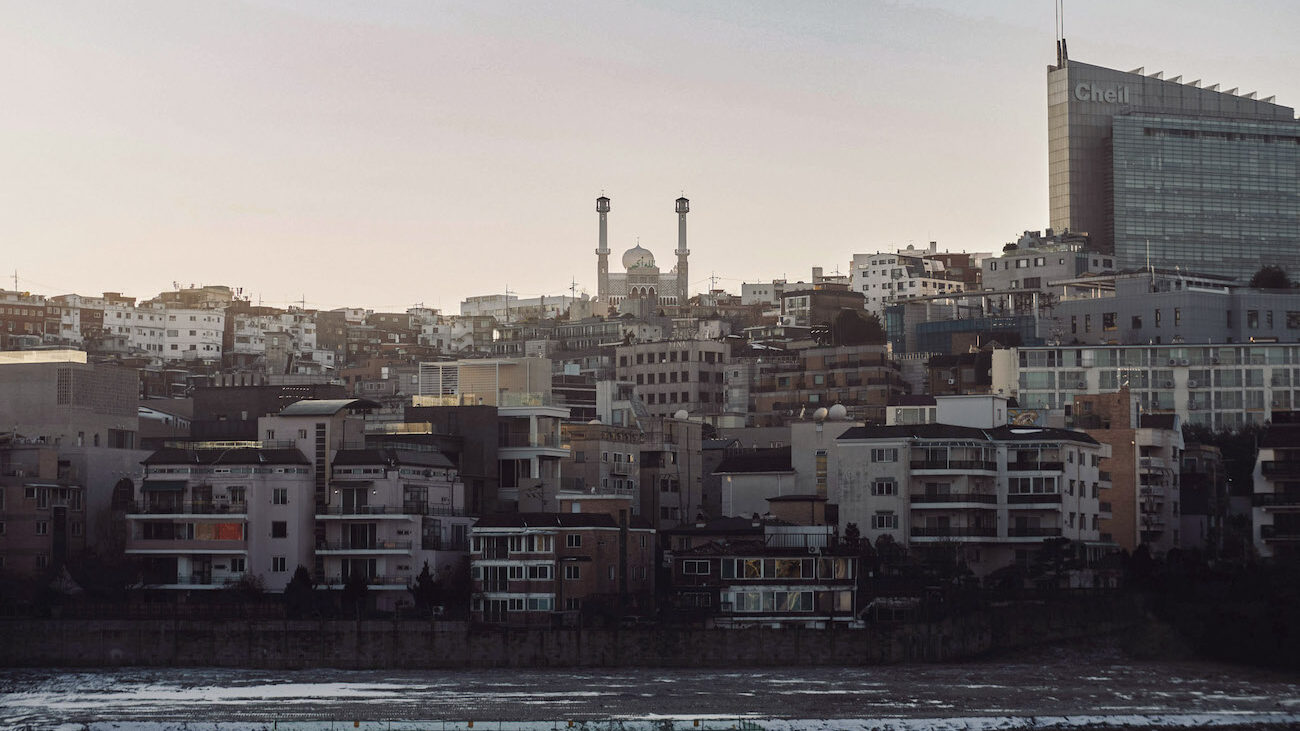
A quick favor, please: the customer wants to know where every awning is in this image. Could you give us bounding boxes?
[141,480,187,492]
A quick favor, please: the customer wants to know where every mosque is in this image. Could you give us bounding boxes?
[594,195,690,314]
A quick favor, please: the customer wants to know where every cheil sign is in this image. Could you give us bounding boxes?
[1075,83,1131,103]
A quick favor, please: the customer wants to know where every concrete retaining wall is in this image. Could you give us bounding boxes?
[0,598,1138,669]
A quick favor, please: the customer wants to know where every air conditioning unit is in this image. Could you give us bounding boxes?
[1179,359,1189,366]
[1167,359,1177,366]
[1272,400,1282,408]
[1163,381,1174,389]
[947,378,955,385]
[1211,357,1219,364]
[1187,379,1198,388]
[1077,381,1087,389]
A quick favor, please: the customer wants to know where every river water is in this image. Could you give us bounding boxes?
[2,639,1298,730]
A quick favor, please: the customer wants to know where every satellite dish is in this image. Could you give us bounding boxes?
[812,407,829,422]
[673,409,689,420]
[828,404,848,421]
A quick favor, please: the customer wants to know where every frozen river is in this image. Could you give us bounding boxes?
[2,640,1299,730]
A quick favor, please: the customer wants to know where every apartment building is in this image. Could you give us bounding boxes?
[663,509,857,628]
[994,343,1300,431]
[126,445,314,591]
[1252,416,1300,561]
[833,396,1109,576]
[0,440,86,576]
[318,446,472,608]
[559,422,641,503]
[1073,391,1184,554]
[745,344,905,427]
[614,340,728,421]
[469,501,655,625]
[851,243,967,317]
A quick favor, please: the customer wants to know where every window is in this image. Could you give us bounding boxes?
[872,512,898,529]
[683,559,710,575]
[566,533,582,548]
[527,565,552,580]
[71,522,82,536]
[870,448,898,462]
[231,557,246,573]
[0,522,5,536]
[1175,308,1182,327]
[271,556,287,572]
[564,565,581,580]
[871,479,897,496]
[271,521,287,538]
[1103,312,1117,331]
[1132,315,1142,330]
[35,521,48,536]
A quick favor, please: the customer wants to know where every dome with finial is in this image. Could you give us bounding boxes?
[623,244,656,269]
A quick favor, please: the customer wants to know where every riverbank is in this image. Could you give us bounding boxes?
[0,596,1139,669]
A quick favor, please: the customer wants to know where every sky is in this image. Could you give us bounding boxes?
[2,1,1298,313]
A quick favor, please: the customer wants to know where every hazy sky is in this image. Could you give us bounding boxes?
[3,1,1297,313]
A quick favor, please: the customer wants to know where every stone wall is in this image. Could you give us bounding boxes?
[0,597,1138,669]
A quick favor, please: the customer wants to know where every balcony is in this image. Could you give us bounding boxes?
[1261,525,1300,541]
[125,537,246,554]
[127,501,247,516]
[609,462,635,476]
[1007,461,1064,472]
[1099,501,1113,514]
[1007,526,1063,538]
[910,526,997,539]
[316,539,412,553]
[909,460,998,472]
[1140,487,1166,499]
[1261,461,1300,477]
[501,433,563,449]
[322,575,411,588]
[1253,493,1300,509]
[1139,457,1168,470]
[317,504,466,518]
[1006,493,1062,505]
[909,493,998,506]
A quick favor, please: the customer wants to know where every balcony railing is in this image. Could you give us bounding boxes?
[500,433,564,449]
[1253,493,1300,508]
[1099,501,1113,513]
[1139,457,1168,470]
[1140,487,1166,498]
[318,504,467,517]
[323,575,410,586]
[317,540,412,551]
[1261,461,1300,477]
[1261,525,1300,541]
[1007,526,1063,538]
[128,501,247,515]
[909,493,998,505]
[1098,471,1112,483]
[1007,461,1064,472]
[910,526,997,538]
[763,533,833,549]
[1006,493,1062,504]
[909,460,998,472]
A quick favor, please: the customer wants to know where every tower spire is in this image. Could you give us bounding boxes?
[675,195,690,315]
[596,194,611,302]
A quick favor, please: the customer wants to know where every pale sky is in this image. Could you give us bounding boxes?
[2,1,1297,313]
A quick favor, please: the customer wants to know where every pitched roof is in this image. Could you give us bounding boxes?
[143,447,310,466]
[714,447,792,474]
[837,423,1099,446]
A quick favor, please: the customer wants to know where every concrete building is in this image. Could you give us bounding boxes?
[833,396,1110,577]
[779,285,865,328]
[850,242,969,317]
[745,344,904,427]
[614,340,728,421]
[993,343,1300,430]
[470,501,656,625]
[0,440,87,577]
[1048,45,1300,281]
[1073,390,1184,554]
[1252,415,1300,561]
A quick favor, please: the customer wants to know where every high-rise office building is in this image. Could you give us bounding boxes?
[1047,42,1300,282]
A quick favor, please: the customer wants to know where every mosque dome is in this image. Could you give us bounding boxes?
[622,244,656,269]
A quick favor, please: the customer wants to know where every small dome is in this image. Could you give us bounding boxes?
[587,418,602,425]
[828,404,848,421]
[673,409,689,420]
[812,407,829,422]
[622,245,655,269]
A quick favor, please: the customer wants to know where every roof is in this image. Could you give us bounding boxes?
[138,398,194,419]
[277,398,380,416]
[888,395,937,407]
[837,423,1099,446]
[143,447,310,466]
[714,447,793,474]
[473,512,654,530]
[703,438,741,451]
[663,516,766,536]
[766,494,826,503]
[331,447,454,469]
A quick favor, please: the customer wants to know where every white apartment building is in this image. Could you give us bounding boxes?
[851,247,966,317]
[163,308,225,362]
[993,343,1300,430]
[833,395,1109,577]
[1252,420,1300,561]
[102,302,167,355]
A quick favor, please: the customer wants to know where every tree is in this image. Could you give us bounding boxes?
[341,572,369,618]
[1249,265,1293,290]
[831,309,886,346]
[410,561,440,618]
[283,565,315,619]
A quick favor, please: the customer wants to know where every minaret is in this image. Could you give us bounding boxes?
[596,195,611,301]
[675,196,690,313]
